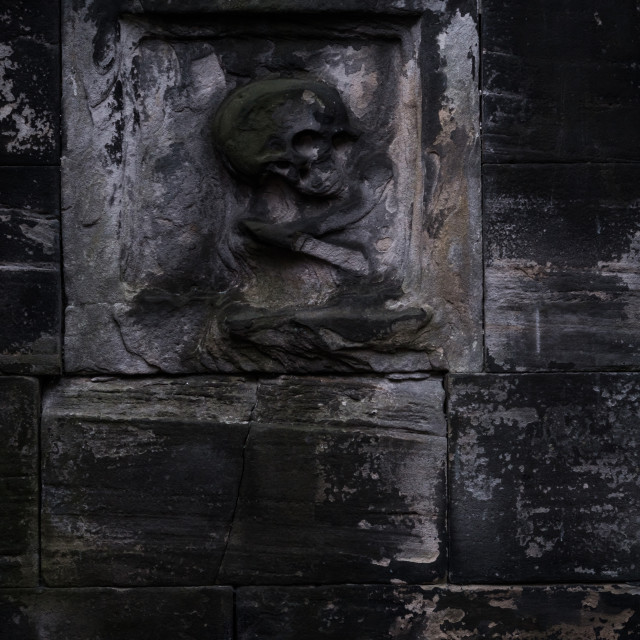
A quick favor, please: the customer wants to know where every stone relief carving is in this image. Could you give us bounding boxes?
[211,77,433,358]
[63,6,481,374]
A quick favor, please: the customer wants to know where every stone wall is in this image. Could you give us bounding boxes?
[1,1,640,638]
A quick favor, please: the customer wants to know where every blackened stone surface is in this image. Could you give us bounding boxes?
[449,374,640,583]
[0,269,61,375]
[220,424,446,584]
[482,0,640,162]
[0,167,59,214]
[0,167,60,375]
[63,0,472,14]
[219,376,446,584]
[254,374,445,435]
[41,377,256,586]
[0,377,39,587]
[238,584,640,639]
[0,587,233,639]
[0,1,60,164]
[485,164,640,372]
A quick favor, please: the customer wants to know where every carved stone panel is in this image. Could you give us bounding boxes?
[63,0,480,373]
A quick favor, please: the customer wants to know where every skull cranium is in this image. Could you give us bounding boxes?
[213,78,359,197]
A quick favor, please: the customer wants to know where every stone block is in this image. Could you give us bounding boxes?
[485,164,640,372]
[220,423,446,584]
[0,587,233,639]
[0,1,60,164]
[449,374,640,583]
[238,585,640,639]
[62,0,481,374]
[482,0,640,162]
[0,268,61,375]
[219,375,446,584]
[0,377,39,587]
[0,167,61,375]
[254,374,446,435]
[41,377,256,586]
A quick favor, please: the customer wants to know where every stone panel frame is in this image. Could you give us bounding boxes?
[62,0,480,374]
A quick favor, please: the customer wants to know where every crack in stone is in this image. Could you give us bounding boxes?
[111,309,161,373]
[214,381,259,583]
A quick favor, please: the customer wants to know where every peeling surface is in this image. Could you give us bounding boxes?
[41,377,255,586]
[449,373,640,583]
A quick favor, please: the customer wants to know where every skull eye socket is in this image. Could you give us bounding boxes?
[292,130,327,160]
[331,131,353,151]
[266,138,286,153]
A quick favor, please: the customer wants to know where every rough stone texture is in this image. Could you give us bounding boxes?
[0,377,39,587]
[41,377,256,586]
[223,376,446,584]
[41,374,445,586]
[0,587,233,639]
[485,164,640,372]
[219,426,446,584]
[482,0,640,163]
[0,0,60,164]
[62,0,481,374]
[449,374,640,583]
[238,584,640,639]
[0,167,61,374]
[254,374,445,435]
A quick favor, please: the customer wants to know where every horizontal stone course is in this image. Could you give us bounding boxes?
[41,377,255,586]
[484,164,640,372]
[0,1,60,164]
[254,374,445,435]
[238,584,640,639]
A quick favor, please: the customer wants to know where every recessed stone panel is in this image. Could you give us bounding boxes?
[238,585,640,639]
[41,376,256,586]
[0,587,233,640]
[63,0,480,374]
[0,377,39,587]
[449,374,640,583]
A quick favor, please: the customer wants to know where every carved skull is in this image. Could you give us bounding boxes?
[213,78,358,197]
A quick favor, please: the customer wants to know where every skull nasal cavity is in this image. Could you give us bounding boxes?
[292,130,326,160]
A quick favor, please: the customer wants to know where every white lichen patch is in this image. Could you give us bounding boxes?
[0,43,55,155]
[19,219,57,254]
